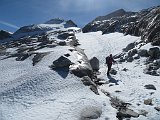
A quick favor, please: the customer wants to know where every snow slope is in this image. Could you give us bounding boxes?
[1,30,160,120]
[0,36,117,119]
[76,31,160,120]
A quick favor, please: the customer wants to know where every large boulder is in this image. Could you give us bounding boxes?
[89,57,99,71]
[123,43,135,52]
[144,99,152,105]
[50,56,72,69]
[127,57,134,62]
[128,49,137,57]
[148,47,160,59]
[138,49,149,57]
[70,66,93,78]
[80,106,102,120]
[58,41,66,46]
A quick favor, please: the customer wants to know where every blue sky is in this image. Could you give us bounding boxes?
[0,0,160,32]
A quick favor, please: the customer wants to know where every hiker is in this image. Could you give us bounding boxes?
[106,54,116,75]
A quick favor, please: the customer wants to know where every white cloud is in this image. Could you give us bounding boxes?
[0,20,19,29]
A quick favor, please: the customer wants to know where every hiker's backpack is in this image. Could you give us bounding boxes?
[105,57,109,64]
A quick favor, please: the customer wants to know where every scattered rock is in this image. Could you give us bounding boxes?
[148,47,160,59]
[138,49,149,57]
[57,33,70,40]
[127,57,134,62]
[123,43,135,52]
[117,109,139,119]
[133,54,140,59]
[139,110,148,116]
[110,68,117,75]
[115,90,121,93]
[144,84,156,90]
[80,106,102,120]
[144,99,152,105]
[128,49,137,57]
[58,41,66,46]
[32,53,49,66]
[50,56,72,69]
[90,85,99,95]
[122,68,128,71]
[81,76,95,86]
[151,40,160,46]
[154,106,160,111]
[16,53,30,61]
[109,84,114,87]
[71,66,93,78]
[89,57,99,71]
[110,97,139,119]
[64,53,70,57]
[119,57,126,62]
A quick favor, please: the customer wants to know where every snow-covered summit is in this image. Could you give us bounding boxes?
[3,18,78,41]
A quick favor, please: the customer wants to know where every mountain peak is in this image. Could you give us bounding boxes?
[95,9,126,21]
[44,18,65,24]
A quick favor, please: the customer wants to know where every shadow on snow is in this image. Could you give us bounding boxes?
[107,75,119,85]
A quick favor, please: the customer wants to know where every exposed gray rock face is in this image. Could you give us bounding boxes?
[89,57,99,71]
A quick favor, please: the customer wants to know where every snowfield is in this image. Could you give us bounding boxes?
[0,31,160,120]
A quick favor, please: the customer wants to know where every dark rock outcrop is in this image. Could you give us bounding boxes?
[50,56,72,69]
[144,84,156,90]
[89,57,99,71]
[32,53,49,66]
[148,47,160,59]
[83,6,160,46]
[138,49,149,57]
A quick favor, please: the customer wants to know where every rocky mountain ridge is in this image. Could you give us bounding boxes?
[83,6,160,46]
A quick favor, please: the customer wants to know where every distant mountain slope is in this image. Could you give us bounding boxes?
[83,6,160,46]
[12,18,77,40]
[0,30,12,40]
